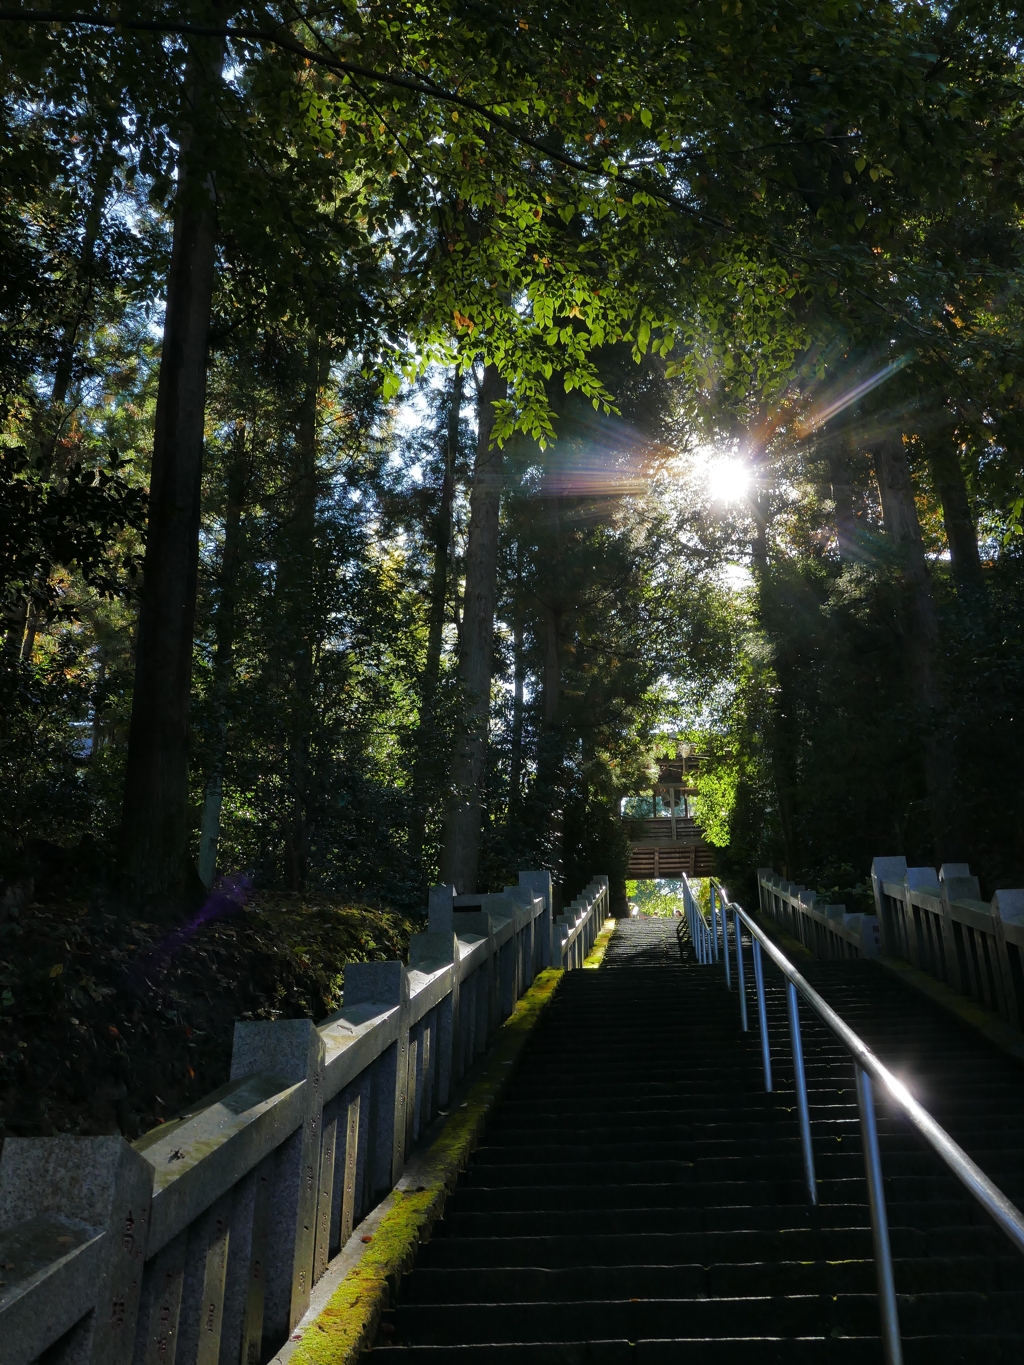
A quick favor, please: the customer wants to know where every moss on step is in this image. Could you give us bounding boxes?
[582,917,617,969]
[283,966,564,1365]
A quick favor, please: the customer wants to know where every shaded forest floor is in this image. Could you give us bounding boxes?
[0,885,415,1143]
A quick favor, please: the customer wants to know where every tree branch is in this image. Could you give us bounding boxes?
[0,7,721,223]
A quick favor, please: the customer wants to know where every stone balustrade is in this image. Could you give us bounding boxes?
[0,871,609,1365]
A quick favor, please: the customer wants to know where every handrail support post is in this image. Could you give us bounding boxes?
[734,908,748,1032]
[786,981,817,1206]
[855,1066,903,1365]
[722,893,732,991]
[752,938,772,1092]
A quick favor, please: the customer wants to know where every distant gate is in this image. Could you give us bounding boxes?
[624,751,715,879]
[626,837,715,879]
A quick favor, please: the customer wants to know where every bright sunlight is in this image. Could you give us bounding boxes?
[705,453,752,505]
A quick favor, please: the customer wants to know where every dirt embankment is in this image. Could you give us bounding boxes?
[0,884,415,1143]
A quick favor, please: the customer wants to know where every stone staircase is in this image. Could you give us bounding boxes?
[367,918,1024,1361]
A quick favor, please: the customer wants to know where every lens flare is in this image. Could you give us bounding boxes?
[796,355,910,436]
[127,873,252,994]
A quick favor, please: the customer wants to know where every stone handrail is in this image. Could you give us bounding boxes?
[870,856,1024,1029]
[757,868,882,960]
[553,877,610,968]
[758,859,1024,1035]
[0,869,607,1365]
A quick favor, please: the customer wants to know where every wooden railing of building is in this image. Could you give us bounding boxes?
[627,840,715,879]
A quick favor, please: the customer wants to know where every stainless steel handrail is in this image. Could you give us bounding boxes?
[680,873,1024,1365]
[681,875,714,965]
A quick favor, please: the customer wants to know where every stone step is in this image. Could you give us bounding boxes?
[364,920,1024,1360]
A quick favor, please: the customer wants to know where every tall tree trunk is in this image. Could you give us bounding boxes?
[283,339,323,893]
[541,602,562,729]
[118,41,224,902]
[751,483,797,874]
[873,435,950,859]
[826,430,858,560]
[928,435,985,598]
[508,542,525,818]
[90,658,107,757]
[530,423,569,900]
[20,610,40,665]
[439,363,507,892]
[410,368,462,873]
[197,423,247,887]
[537,599,565,893]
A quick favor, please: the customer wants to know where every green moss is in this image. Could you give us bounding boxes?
[286,967,564,1365]
[582,917,617,969]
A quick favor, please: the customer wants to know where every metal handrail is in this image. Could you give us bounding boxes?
[681,874,1024,1365]
[685,868,715,966]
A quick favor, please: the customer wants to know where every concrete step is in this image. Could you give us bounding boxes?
[364,920,1024,1360]
[399,1256,1024,1303]
[422,1223,1004,1265]
[369,1336,1024,1363]
[384,1291,1024,1345]
[432,1210,1005,1244]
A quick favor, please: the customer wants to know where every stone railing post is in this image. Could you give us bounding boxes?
[229,1016,325,1346]
[870,855,908,957]
[938,863,980,993]
[505,885,535,995]
[0,1135,152,1365]
[993,890,1024,1027]
[427,883,455,936]
[519,870,553,968]
[555,913,575,968]
[342,961,410,1195]
[757,868,771,917]
[450,905,496,1050]
[479,892,515,1023]
[901,867,939,971]
[597,875,609,930]
[411,901,459,1110]
[425,884,460,1092]
[797,888,816,954]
